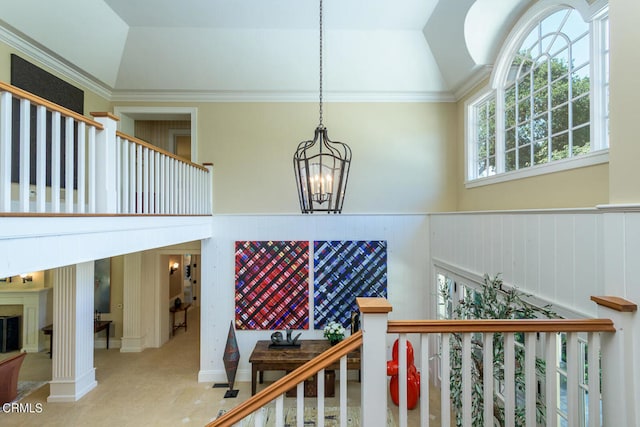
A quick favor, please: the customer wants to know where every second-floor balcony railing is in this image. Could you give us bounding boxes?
[0,81,211,215]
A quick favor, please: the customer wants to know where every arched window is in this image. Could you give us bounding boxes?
[466,1,609,185]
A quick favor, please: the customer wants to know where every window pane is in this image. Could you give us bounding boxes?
[573,125,590,155]
[572,33,590,69]
[506,149,516,171]
[551,133,569,160]
[552,105,569,135]
[550,52,569,81]
[505,85,516,107]
[533,88,549,115]
[518,124,531,146]
[533,115,548,140]
[506,128,516,151]
[551,76,569,107]
[519,145,531,168]
[572,65,590,98]
[573,95,590,127]
[518,72,532,99]
[506,105,516,129]
[534,139,548,165]
[518,99,531,123]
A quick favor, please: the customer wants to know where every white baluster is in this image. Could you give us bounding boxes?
[130,141,136,213]
[483,333,494,427]
[297,382,304,427]
[587,332,600,427]
[143,146,149,214]
[420,333,429,427]
[441,333,451,427]
[19,98,30,212]
[545,332,558,427]
[318,368,325,425]
[275,394,284,427]
[566,332,579,427]
[88,126,96,213]
[0,91,11,212]
[77,122,86,213]
[136,144,142,213]
[51,111,61,213]
[340,356,347,427]
[462,332,472,426]
[504,333,515,427]
[525,332,537,426]
[398,333,408,427]
[35,105,46,213]
[64,116,74,213]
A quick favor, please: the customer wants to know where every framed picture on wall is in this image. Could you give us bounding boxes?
[94,258,111,313]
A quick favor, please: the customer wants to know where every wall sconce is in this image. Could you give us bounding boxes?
[20,274,33,283]
[0,277,11,283]
[170,262,179,275]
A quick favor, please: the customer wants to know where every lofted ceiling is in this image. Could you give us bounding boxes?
[0,0,531,102]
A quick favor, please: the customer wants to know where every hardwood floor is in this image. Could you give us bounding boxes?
[2,307,444,426]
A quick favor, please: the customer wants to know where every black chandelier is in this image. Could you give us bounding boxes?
[293,0,351,214]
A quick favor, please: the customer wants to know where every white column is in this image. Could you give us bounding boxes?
[121,253,145,352]
[358,297,392,427]
[91,112,120,213]
[48,263,97,402]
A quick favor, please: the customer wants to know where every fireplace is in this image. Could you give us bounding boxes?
[0,315,20,352]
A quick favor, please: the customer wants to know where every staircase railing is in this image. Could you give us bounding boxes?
[0,81,211,215]
[207,297,627,427]
[207,330,363,427]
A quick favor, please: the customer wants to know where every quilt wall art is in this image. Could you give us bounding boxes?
[235,241,309,330]
[313,240,387,329]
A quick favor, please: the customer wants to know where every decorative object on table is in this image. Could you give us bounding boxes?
[174,297,182,309]
[292,0,351,214]
[222,321,240,398]
[386,339,420,410]
[350,310,360,334]
[235,240,309,330]
[314,240,387,328]
[323,320,345,345]
[269,329,302,348]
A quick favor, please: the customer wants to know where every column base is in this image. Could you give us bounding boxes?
[48,368,97,403]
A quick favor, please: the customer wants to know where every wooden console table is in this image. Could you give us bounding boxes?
[41,320,112,358]
[249,339,360,396]
[169,303,191,336]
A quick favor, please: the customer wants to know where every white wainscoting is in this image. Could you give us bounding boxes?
[430,209,605,317]
[429,207,640,427]
[198,214,429,383]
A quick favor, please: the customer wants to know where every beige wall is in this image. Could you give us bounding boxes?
[194,101,458,214]
[608,0,640,204]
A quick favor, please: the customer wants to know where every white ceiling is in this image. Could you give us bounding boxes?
[0,0,530,101]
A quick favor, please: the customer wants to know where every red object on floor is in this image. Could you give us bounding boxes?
[386,339,420,409]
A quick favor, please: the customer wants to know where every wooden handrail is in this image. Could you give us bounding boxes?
[591,295,637,312]
[387,318,616,334]
[0,81,104,130]
[115,130,209,172]
[206,331,363,427]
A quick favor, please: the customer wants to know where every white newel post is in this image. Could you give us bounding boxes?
[592,296,638,427]
[91,112,120,213]
[48,263,97,402]
[121,252,145,352]
[358,297,392,427]
[203,163,214,214]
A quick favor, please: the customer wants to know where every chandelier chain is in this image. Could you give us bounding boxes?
[319,0,323,127]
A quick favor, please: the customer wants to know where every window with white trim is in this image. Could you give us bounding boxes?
[466,1,609,184]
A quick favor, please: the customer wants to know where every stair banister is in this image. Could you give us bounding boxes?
[357,297,393,427]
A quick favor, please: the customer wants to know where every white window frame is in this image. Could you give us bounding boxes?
[465,0,609,188]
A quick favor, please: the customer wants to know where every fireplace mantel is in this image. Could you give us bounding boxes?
[0,288,50,352]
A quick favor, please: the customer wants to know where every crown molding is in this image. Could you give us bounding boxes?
[110,89,456,103]
[452,65,493,101]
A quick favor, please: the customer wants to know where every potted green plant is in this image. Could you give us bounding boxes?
[323,320,346,345]
[441,274,558,426]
